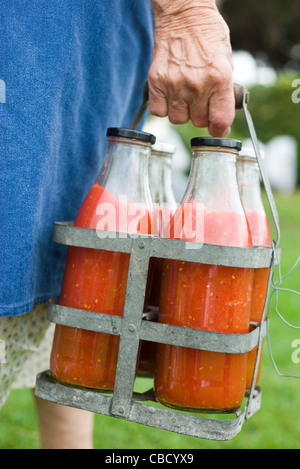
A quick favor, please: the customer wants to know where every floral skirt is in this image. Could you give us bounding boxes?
[0,304,54,409]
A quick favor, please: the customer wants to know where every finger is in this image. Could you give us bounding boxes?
[168,98,190,125]
[167,74,205,126]
[149,66,191,124]
[148,71,168,118]
[189,92,210,128]
[148,88,168,118]
[181,73,211,128]
[207,86,235,137]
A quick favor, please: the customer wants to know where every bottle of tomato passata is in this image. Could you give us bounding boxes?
[237,146,271,389]
[138,142,177,378]
[149,141,177,238]
[154,137,253,413]
[50,127,155,390]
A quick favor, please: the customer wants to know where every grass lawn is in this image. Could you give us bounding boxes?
[0,191,299,449]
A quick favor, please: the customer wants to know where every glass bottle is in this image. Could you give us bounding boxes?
[50,127,155,390]
[138,141,177,377]
[154,137,253,413]
[149,141,177,237]
[237,146,271,389]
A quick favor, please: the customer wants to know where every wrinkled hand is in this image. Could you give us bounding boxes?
[149,0,235,137]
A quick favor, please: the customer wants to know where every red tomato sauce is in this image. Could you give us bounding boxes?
[244,210,271,388]
[50,184,151,389]
[137,206,173,377]
[154,205,253,412]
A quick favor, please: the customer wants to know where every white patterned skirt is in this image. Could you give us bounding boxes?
[0,304,54,409]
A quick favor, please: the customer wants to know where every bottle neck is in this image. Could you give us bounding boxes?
[237,158,265,214]
[183,147,243,214]
[149,154,177,210]
[96,136,152,209]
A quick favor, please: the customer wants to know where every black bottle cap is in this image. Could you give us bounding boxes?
[106,127,156,144]
[190,137,242,151]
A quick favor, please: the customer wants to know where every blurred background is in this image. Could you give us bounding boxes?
[1,0,300,449]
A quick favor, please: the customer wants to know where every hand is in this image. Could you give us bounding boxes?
[148,0,235,137]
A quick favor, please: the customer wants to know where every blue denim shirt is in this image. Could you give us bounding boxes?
[0,0,154,316]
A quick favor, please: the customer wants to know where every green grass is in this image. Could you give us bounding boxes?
[1,191,299,449]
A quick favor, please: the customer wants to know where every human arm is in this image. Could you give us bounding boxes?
[148,0,235,137]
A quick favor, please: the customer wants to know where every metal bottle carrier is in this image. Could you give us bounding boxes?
[35,85,280,441]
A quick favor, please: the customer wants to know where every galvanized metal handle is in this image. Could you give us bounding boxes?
[241,89,280,249]
[130,81,250,129]
[239,87,284,417]
[234,83,250,109]
[130,81,149,129]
